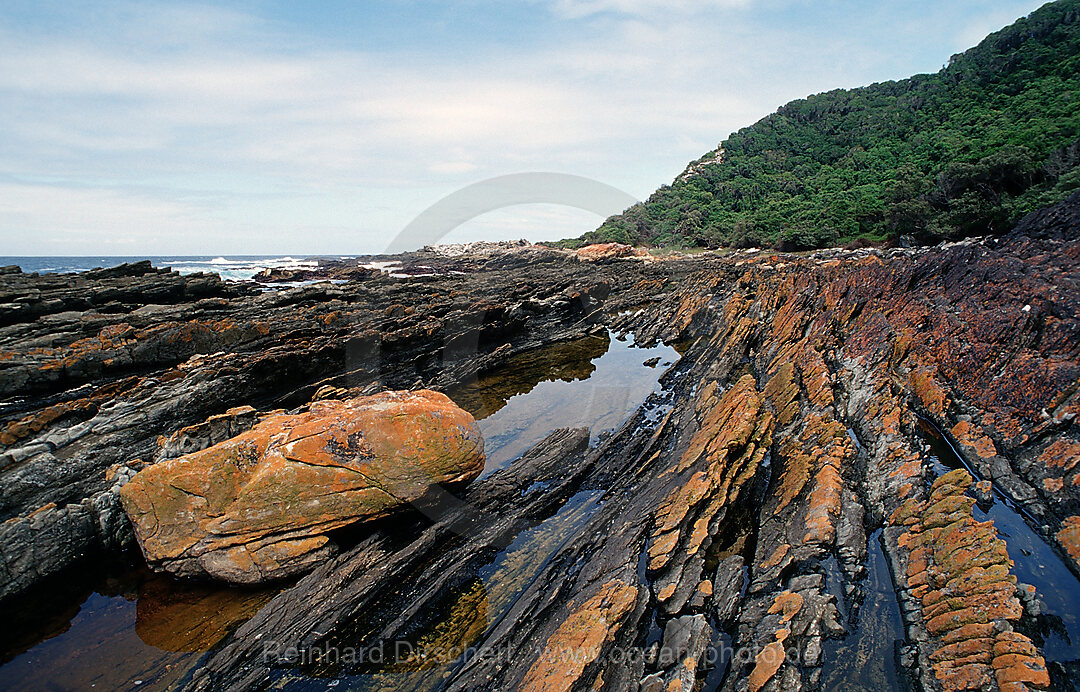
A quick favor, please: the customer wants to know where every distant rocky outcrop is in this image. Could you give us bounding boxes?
[0,260,237,329]
[118,390,484,584]
[575,242,650,261]
[421,239,531,258]
[253,263,377,283]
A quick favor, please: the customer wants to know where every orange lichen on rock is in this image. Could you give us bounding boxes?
[910,368,949,416]
[519,580,638,692]
[891,497,926,527]
[574,243,649,261]
[794,341,834,409]
[768,289,805,346]
[26,315,273,385]
[652,472,711,538]
[772,445,813,515]
[993,632,1052,689]
[761,544,789,571]
[748,630,790,692]
[901,468,1049,691]
[765,336,834,412]
[647,530,682,568]
[119,390,485,584]
[1,398,95,446]
[670,291,714,336]
[770,412,852,546]
[650,374,773,571]
[950,420,998,459]
[763,362,800,428]
[803,462,843,545]
[677,374,767,474]
[932,662,995,691]
[1039,438,1080,492]
[1057,516,1080,569]
[767,591,804,623]
[1,375,143,447]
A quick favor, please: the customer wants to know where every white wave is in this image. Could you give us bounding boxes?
[165,256,323,282]
[361,261,404,272]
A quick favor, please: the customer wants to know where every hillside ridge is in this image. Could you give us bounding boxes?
[569,0,1080,250]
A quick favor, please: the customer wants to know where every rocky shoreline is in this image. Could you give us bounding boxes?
[1,193,1078,691]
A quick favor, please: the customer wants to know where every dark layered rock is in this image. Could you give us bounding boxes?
[0,261,237,331]
[0,246,700,600]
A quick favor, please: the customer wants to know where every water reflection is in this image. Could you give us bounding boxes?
[385,579,490,674]
[450,331,680,474]
[448,334,609,420]
[0,556,275,691]
[278,490,605,692]
[819,531,905,691]
[135,571,276,653]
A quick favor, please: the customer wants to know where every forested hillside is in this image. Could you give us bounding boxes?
[572,0,1080,249]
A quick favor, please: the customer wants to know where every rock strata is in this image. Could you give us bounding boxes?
[0,243,694,598]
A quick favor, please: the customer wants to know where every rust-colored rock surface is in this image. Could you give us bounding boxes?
[950,420,998,459]
[1058,515,1080,570]
[518,580,638,692]
[892,469,1050,692]
[119,390,484,583]
[575,243,650,261]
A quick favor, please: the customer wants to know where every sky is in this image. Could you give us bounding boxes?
[0,0,1051,256]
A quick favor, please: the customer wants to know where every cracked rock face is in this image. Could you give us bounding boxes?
[118,390,484,584]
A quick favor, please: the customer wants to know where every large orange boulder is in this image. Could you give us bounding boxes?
[119,390,484,584]
[575,243,649,261]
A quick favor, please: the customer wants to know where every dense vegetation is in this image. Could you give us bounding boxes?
[569,0,1080,250]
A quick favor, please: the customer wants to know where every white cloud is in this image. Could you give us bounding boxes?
[0,181,214,252]
[0,19,771,191]
[429,161,481,175]
[544,0,752,20]
[0,10,852,253]
[0,1,1042,254]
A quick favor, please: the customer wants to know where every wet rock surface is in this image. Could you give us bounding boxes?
[0,192,1078,691]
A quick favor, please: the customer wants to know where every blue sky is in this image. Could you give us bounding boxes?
[0,0,1050,255]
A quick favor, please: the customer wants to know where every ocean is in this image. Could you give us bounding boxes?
[0,256,351,282]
